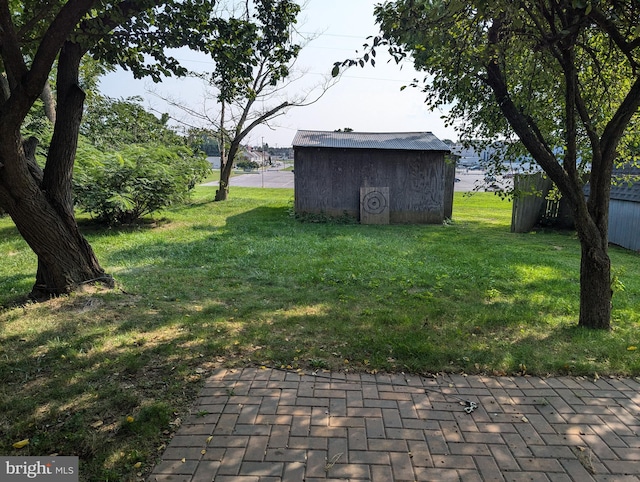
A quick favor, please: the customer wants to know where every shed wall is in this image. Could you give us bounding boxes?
[609,200,640,251]
[294,147,452,223]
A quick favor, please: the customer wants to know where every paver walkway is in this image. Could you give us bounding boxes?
[147,367,640,481]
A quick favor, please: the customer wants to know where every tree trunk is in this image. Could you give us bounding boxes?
[483,27,614,330]
[0,41,113,300]
[575,151,613,330]
[41,81,56,123]
[216,162,233,201]
[215,136,240,202]
[215,180,229,201]
[215,101,229,201]
[0,142,112,299]
[579,241,612,329]
[14,186,113,300]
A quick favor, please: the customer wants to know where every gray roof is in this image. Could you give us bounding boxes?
[584,165,640,203]
[611,166,640,203]
[292,130,450,152]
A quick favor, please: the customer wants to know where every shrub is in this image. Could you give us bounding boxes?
[74,144,211,225]
[236,159,260,170]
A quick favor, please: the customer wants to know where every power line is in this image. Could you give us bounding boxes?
[165,56,416,84]
[298,30,374,40]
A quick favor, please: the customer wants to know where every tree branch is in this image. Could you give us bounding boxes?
[590,6,640,71]
[28,0,98,97]
[601,75,640,161]
[484,16,573,199]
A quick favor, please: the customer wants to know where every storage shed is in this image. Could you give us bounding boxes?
[292,130,454,224]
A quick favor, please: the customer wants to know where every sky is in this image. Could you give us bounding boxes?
[99,0,458,148]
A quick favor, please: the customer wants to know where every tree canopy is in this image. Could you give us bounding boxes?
[211,0,302,200]
[156,0,317,201]
[81,95,181,149]
[335,0,640,329]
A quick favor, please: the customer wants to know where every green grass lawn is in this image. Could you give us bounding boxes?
[1,187,639,480]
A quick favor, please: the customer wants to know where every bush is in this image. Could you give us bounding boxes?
[236,159,260,170]
[74,144,211,225]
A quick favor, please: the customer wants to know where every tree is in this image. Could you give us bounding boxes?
[208,0,304,201]
[81,95,183,150]
[335,0,640,330]
[0,1,225,299]
[157,0,333,201]
[184,128,221,157]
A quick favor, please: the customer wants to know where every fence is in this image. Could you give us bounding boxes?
[511,173,573,233]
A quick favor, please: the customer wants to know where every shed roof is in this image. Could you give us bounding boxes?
[610,166,640,203]
[584,165,640,203]
[292,130,450,152]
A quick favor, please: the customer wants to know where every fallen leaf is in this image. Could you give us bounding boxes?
[133,462,142,469]
[12,439,29,449]
[627,346,637,351]
[126,416,134,423]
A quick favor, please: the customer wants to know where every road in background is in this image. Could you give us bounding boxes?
[203,168,492,192]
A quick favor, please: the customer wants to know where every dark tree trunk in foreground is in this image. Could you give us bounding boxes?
[0,41,112,300]
[579,243,612,329]
[0,139,111,300]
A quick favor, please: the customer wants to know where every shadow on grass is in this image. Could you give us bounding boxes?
[1,202,639,480]
[0,299,219,478]
[0,274,37,309]
[99,205,620,374]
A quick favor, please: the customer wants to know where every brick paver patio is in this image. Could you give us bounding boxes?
[148,367,640,481]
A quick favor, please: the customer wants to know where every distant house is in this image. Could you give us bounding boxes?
[292,130,454,224]
[207,156,221,169]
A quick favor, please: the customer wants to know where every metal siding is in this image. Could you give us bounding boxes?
[609,200,640,251]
